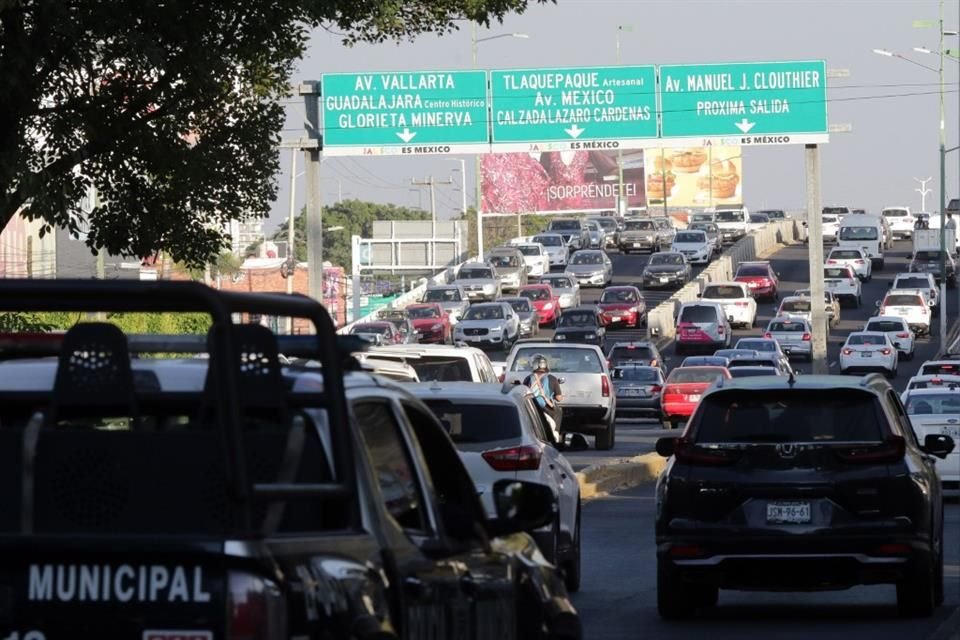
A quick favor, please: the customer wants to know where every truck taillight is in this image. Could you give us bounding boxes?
[229,573,287,640]
[734,301,749,307]
[482,444,542,471]
[842,348,853,355]
[802,333,811,341]
[896,332,910,338]
[649,384,662,394]
[764,332,772,338]
[881,348,892,355]
[601,375,610,397]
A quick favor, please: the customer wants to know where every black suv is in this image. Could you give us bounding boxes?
[654,374,954,619]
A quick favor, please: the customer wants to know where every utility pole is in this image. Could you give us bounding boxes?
[300,82,324,306]
[936,0,949,344]
[806,144,828,374]
[616,25,632,215]
[915,176,933,211]
[285,147,298,333]
[471,23,485,260]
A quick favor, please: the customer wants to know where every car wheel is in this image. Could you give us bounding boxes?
[657,559,697,620]
[897,552,936,617]
[595,423,615,450]
[563,504,582,593]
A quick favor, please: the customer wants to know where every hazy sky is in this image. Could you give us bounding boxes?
[269,0,960,231]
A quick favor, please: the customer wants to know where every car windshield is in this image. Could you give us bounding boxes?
[463,306,503,321]
[352,324,390,335]
[883,209,909,217]
[760,210,785,219]
[838,226,878,241]
[510,347,603,373]
[905,394,960,416]
[702,285,744,299]
[549,220,580,231]
[517,245,540,256]
[505,299,531,312]
[690,223,717,233]
[824,267,853,278]
[609,345,654,362]
[679,305,718,323]
[592,218,617,231]
[867,320,905,332]
[541,277,571,289]
[558,311,597,327]
[666,368,726,384]
[424,288,461,302]
[780,300,811,312]
[423,401,522,445]
[572,252,603,265]
[716,211,744,222]
[768,321,806,332]
[600,289,638,303]
[650,253,684,266]
[895,277,932,289]
[615,367,660,382]
[736,339,777,352]
[915,250,945,261]
[624,219,655,230]
[694,390,882,443]
[459,267,493,279]
[736,265,768,276]
[521,287,551,301]
[823,207,850,215]
[534,235,562,246]
[846,334,888,346]
[407,306,441,319]
[750,214,769,223]
[675,232,705,243]
[489,255,519,268]
[884,294,923,306]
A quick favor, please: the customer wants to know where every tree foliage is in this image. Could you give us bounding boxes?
[0,0,551,267]
[271,198,429,269]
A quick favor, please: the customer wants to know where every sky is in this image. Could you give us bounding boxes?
[268,0,960,232]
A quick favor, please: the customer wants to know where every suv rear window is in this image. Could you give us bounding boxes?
[716,211,744,222]
[779,300,811,312]
[511,347,603,373]
[838,226,878,241]
[624,219,655,230]
[702,285,744,299]
[895,277,932,289]
[549,220,580,231]
[422,400,521,446]
[830,250,861,259]
[736,265,768,276]
[884,294,923,306]
[374,355,472,381]
[609,345,654,362]
[678,305,719,323]
[694,390,884,443]
[824,267,853,278]
[866,320,905,332]
[768,321,805,332]
[459,267,493,279]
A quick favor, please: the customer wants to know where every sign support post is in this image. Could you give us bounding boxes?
[805,143,829,374]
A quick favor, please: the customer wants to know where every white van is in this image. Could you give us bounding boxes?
[837,214,886,269]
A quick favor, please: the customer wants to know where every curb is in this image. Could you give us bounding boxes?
[928,606,960,640]
[576,452,666,500]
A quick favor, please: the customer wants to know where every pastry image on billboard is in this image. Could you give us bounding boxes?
[671,148,708,174]
[697,159,739,199]
[646,155,676,200]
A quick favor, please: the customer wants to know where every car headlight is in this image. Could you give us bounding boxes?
[585,333,596,339]
[431,323,443,331]
[490,326,502,333]
[554,334,566,340]
[544,303,554,310]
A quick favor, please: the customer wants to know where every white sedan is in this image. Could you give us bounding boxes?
[670,230,712,264]
[903,388,960,495]
[901,374,960,402]
[822,264,862,307]
[826,247,872,282]
[863,316,915,360]
[839,331,898,378]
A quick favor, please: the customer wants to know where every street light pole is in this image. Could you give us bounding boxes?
[937,0,948,338]
[616,25,632,215]
[915,176,933,211]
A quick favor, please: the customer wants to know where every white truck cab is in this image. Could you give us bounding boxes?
[837,214,888,269]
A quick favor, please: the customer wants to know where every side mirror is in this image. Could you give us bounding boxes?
[487,479,557,537]
[893,341,902,349]
[655,436,679,458]
[696,293,702,298]
[874,300,881,309]
[557,376,567,384]
[922,434,955,459]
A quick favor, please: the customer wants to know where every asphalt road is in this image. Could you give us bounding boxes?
[556,238,960,471]
[571,483,960,640]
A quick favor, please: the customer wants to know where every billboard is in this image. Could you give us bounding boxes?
[642,146,743,208]
[480,150,646,214]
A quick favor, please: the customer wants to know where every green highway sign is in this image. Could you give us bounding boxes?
[659,60,828,145]
[321,70,489,156]
[489,66,658,152]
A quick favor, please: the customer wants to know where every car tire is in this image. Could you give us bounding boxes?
[897,553,936,618]
[563,504,582,593]
[657,559,697,620]
[595,423,615,450]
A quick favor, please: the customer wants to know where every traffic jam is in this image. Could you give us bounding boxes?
[4,206,960,639]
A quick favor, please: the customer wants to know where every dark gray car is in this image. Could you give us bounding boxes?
[642,251,691,290]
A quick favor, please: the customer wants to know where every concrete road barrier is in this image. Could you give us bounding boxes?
[576,452,666,500]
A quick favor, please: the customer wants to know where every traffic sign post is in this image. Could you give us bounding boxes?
[489,66,658,152]
[321,71,489,156]
[659,60,829,146]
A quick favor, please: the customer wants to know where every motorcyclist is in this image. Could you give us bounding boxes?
[523,354,564,441]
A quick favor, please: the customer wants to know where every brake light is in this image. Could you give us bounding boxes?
[668,544,707,558]
[663,384,680,398]
[896,332,910,338]
[836,436,905,464]
[855,259,865,264]
[649,384,662,393]
[734,301,749,307]
[498,373,505,383]
[881,348,892,355]
[718,326,725,334]
[229,573,287,640]
[601,375,610,398]
[827,259,836,264]
[482,444,542,471]
[876,543,912,556]
[764,332,772,338]
[673,437,741,466]
[802,333,811,341]
[842,348,853,355]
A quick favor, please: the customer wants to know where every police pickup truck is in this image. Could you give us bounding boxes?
[0,280,580,640]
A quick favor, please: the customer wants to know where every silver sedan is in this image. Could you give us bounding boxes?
[539,274,581,310]
[564,250,613,288]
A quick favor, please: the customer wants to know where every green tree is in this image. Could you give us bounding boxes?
[271,198,429,269]
[1,0,552,268]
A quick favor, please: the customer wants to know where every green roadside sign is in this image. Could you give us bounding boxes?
[489,66,658,152]
[659,60,828,145]
[321,70,489,156]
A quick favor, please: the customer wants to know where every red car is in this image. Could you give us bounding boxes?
[661,365,731,429]
[734,261,780,301]
[405,303,451,344]
[518,283,560,327]
[597,286,646,329]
